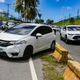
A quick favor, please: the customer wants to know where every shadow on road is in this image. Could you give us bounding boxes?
[0,56,29,63]
[32,49,53,60]
[0,49,54,62]
[61,39,80,46]
[68,42,80,46]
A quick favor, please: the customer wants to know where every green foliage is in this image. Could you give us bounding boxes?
[46,19,54,24]
[0,15,8,21]
[69,17,75,24]
[15,0,40,22]
[54,18,80,26]
[35,18,44,23]
[41,55,65,80]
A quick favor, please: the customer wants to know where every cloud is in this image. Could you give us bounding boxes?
[62,6,72,10]
[0,9,3,12]
[67,6,72,10]
[0,0,5,3]
[56,0,59,2]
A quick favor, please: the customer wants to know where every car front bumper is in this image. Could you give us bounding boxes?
[0,44,26,58]
[67,35,80,41]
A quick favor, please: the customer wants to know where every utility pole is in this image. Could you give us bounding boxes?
[5,4,11,18]
[77,9,79,19]
[69,13,71,19]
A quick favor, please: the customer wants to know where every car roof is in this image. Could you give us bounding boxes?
[19,23,49,27]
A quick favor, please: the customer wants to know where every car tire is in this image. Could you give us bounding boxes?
[65,36,69,44]
[60,34,63,40]
[50,41,55,51]
[23,46,33,60]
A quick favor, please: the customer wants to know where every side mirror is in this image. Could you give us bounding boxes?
[53,29,56,35]
[36,33,42,39]
[63,29,66,31]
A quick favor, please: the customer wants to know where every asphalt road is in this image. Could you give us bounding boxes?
[1,30,80,80]
[56,32,80,62]
[0,54,44,80]
[0,46,52,80]
[0,30,54,80]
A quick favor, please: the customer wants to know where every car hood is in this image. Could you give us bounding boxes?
[68,31,80,34]
[0,32,25,41]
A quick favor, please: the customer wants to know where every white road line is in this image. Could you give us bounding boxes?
[29,58,38,80]
[56,42,60,46]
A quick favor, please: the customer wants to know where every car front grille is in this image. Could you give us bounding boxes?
[73,36,80,39]
[0,51,8,57]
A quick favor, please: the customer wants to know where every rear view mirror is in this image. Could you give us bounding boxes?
[36,33,42,39]
[53,29,56,35]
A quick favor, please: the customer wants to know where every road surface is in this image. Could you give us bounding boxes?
[56,32,80,62]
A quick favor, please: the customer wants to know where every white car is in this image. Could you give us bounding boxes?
[60,25,80,43]
[0,23,56,59]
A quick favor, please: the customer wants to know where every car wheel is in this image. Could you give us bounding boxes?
[65,36,69,44]
[23,46,33,60]
[50,41,55,51]
[60,34,63,40]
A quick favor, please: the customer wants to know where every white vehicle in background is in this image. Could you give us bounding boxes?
[6,21,17,28]
[1,21,17,30]
[0,23,56,59]
[60,25,80,44]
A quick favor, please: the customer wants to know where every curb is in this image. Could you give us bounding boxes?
[52,45,68,62]
[52,43,80,80]
[63,60,80,80]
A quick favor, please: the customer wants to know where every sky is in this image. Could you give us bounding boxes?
[0,0,80,22]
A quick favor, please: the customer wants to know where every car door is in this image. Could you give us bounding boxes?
[31,26,52,52]
[61,26,66,38]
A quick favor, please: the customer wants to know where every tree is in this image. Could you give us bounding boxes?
[46,19,54,24]
[15,0,23,19]
[35,18,44,23]
[38,13,42,20]
[35,18,39,23]
[15,0,40,22]
[0,14,8,21]
[70,17,74,24]
[39,19,44,23]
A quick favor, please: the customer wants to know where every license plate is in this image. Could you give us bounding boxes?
[0,48,3,52]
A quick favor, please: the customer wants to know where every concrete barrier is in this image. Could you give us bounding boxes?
[52,45,68,62]
[63,60,80,80]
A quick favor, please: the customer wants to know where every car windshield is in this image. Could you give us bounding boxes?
[68,26,80,31]
[5,24,36,35]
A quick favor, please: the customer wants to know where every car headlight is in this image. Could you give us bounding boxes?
[15,40,26,45]
[9,40,26,45]
[68,34,74,36]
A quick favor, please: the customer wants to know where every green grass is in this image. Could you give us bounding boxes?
[41,55,67,80]
[54,18,80,26]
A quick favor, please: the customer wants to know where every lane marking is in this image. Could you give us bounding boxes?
[29,58,38,80]
[56,42,60,46]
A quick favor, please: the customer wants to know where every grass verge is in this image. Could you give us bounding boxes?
[41,55,67,80]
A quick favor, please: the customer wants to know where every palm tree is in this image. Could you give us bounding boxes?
[15,0,24,20]
[15,0,40,22]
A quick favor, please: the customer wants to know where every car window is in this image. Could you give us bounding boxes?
[44,26,52,34]
[68,26,80,31]
[31,26,52,36]
[5,25,36,35]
